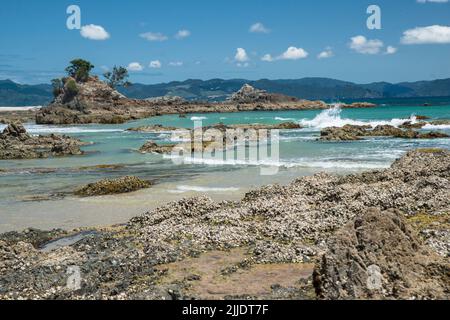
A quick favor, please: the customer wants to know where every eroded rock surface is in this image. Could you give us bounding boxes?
[320,124,449,141]
[313,208,449,300]
[0,123,86,160]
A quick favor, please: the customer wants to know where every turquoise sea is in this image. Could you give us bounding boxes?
[0,100,449,232]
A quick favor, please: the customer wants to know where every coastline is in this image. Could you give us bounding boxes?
[0,149,448,299]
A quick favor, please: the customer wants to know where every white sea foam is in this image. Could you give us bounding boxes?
[163,154,388,169]
[24,125,124,134]
[422,124,450,130]
[275,117,296,121]
[168,185,240,193]
[299,105,416,130]
[191,116,207,121]
[0,124,123,134]
[0,106,42,111]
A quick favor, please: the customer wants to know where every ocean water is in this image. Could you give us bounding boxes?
[0,101,449,232]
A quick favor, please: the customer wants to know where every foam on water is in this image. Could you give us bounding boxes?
[0,106,42,111]
[422,124,450,130]
[24,125,124,134]
[163,154,389,169]
[299,105,416,130]
[191,116,207,121]
[275,117,296,121]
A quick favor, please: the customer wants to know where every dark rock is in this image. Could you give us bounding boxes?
[74,176,152,197]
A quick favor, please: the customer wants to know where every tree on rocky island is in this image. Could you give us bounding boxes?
[51,78,64,98]
[103,66,131,89]
[65,59,94,82]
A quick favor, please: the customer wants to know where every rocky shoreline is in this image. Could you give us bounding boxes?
[0,149,448,300]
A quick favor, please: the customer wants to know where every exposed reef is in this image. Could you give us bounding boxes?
[0,149,448,299]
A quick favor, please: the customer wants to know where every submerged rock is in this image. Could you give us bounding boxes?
[74,176,152,197]
[313,208,449,300]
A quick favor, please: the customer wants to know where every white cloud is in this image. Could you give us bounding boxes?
[80,24,110,40]
[417,0,448,3]
[140,32,168,42]
[279,46,308,60]
[235,48,249,62]
[349,35,384,54]
[175,29,191,39]
[261,54,274,62]
[317,48,334,59]
[261,47,308,62]
[249,22,270,34]
[401,25,450,44]
[127,62,143,72]
[385,46,398,55]
[169,61,183,67]
[149,60,162,68]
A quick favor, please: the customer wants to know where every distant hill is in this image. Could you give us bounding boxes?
[119,78,450,101]
[1,77,450,106]
[0,80,53,106]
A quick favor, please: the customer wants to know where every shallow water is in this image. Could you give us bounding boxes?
[0,102,449,232]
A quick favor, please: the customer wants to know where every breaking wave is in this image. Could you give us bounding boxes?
[163,154,389,169]
[299,105,416,130]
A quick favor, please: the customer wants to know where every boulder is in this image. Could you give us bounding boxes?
[313,208,449,300]
[2,123,29,138]
[320,125,369,141]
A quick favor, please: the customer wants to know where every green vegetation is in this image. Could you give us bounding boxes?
[51,78,63,98]
[65,78,79,98]
[65,59,94,82]
[103,66,131,89]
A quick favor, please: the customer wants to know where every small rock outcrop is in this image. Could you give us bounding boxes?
[229,84,299,104]
[320,124,449,141]
[139,141,176,154]
[0,123,85,160]
[320,125,369,141]
[313,208,449,300]
[74,176,152,197]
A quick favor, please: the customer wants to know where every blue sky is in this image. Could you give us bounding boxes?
[0,0,449,84]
